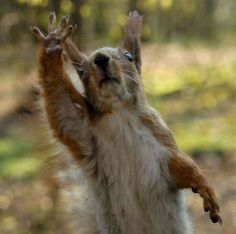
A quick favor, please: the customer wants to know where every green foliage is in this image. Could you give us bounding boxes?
[0,137,41,179]
[144,59,236,153]
[1,0,236,48]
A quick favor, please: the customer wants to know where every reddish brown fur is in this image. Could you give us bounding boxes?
[34,15,91,162]
[39,48,84,160]
[31,11,222,228]
[141,109,221,223]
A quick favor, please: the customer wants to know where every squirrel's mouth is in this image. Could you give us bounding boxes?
[99,75,120,87]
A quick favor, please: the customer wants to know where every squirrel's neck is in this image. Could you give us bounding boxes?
[85,80,147,120]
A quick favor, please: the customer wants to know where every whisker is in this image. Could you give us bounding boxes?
[122,72,139,85]
[121,70,156,95]
[69,60,89,72]
[70,61,84,67]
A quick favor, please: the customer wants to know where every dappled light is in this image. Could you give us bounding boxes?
[0,1,236,234]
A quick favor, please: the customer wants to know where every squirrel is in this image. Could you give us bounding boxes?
[31,11,222,234]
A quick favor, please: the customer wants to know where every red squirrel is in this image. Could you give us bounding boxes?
[31,11,221,234]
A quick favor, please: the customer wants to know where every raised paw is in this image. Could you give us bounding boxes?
[192,184,222,224]
[125,11,143,37]
[30,12,76,55]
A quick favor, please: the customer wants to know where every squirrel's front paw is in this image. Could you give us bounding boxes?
[30,12,75,55]
[192,183,222,224]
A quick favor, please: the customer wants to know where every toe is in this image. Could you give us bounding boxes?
[48,12,56,32]
[58,16,69,32]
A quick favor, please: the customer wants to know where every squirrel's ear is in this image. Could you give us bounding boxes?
[120,11,143,74]
[63,38,87,72]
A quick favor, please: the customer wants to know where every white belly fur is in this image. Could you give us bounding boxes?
[89,109,192,234]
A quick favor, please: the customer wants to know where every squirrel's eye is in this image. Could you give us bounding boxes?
[77,65,84,77]
[124,52,133,62]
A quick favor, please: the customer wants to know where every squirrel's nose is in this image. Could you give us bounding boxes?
[94,53,109,70]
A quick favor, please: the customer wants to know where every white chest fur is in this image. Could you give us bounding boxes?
[89,110,191,234]
[93,109,169,189]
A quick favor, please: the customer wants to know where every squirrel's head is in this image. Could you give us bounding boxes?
[83,46,141,111]
[68,11,143,114]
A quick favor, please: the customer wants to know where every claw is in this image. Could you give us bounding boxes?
[48,11,56,32]
[61,25,75,40]
[58,16,69,32]
[32,13,76,54]
[30,26,45,41]
[203,199,211,212]
[125,11,143,37]
[193,184,222,224]
[210,214,222,224]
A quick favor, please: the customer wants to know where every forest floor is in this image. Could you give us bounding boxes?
[0,151,235,234]
[0,44,235,234]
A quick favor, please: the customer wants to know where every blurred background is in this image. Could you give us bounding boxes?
[0,0,236,233]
